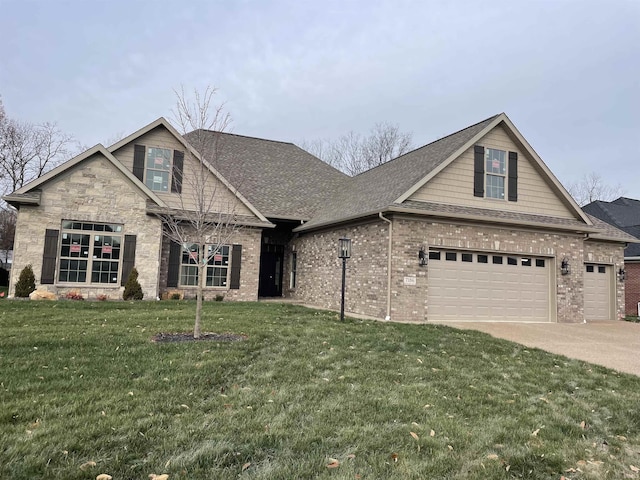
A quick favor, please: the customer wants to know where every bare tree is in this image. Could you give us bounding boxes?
[300,122,413,176]
[0,99,75,195]
[153,86,241,338]
[566,172,625,206]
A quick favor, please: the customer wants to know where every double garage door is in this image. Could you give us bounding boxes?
[427,250,551,322]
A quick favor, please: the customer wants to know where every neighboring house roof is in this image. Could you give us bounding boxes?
[295,113,590,232]
[3,144,168,208]
[184,130,350,221]
[583,197,640,256]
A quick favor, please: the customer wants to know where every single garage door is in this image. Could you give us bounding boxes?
[584,264,613,321]
[427,250,551,322]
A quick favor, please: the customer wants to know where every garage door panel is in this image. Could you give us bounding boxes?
[584,264,612,321]
[428,250,550,322]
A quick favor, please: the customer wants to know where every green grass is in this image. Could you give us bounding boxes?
[1,301,639,480]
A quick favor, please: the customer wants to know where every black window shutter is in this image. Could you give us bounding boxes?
[229,244,242,290]
[508,151,518,202]
[121,235,137,286]
[133,145,145,182]
[171,150,184,194]
[167,241,182,288]
[473,145,485,197]
[41,229,59,284]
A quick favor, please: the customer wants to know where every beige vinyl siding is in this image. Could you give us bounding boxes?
[111,126,254,217]
[408,125,576,219]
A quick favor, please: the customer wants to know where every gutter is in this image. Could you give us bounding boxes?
[379,212,392,321]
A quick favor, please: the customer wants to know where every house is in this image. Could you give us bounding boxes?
[4,113,635,322]
[583,197,640,315]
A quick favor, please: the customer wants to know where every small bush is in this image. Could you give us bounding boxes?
[215,294,224,302]
[170,293,181,300]
[96,294,108,302]
[15,264,36,298]
[123,267,143,300]
[65,291,84,301]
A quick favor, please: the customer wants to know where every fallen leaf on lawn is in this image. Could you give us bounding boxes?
[411,422,419,426]
[423,404,431,408]
[128,391,134,396]
[617,435,627,441]
[417,358,423,364]
[447,445,453,450]
[327,459,340,468]
[580,421,586,429]
[391,453,398,462]
[346,454,356,459]
[531,429,540,437]
[430,430,435,437]
[486,454,499,460]
[538,397,549,403]
[180,404,189,409]
[630,465,640,472]
[242,462,251,471]
[96,475,112,480]
[505,464,510,472]
[410,431,419,440]
[164,460,171,469]
[80,461,97,470]
[149,475,169,480]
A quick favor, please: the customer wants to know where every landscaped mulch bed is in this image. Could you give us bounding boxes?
[151,332,247,343]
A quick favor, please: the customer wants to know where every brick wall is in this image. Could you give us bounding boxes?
[624,262,640,315]
[291,220,390,319]
[290,215,626,324]
[158,227,262,301]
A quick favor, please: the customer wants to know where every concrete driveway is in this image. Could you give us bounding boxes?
[439,320,640,376]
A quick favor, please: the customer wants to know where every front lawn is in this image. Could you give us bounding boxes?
[1,301,639,479]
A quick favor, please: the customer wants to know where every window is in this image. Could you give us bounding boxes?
[145,147,172,192]
[290,251,297,288]
[586,265,594,273]
[507,257,517,265]
[429,251,441,260]
[536,259,545,268]
[445,252,457,261]
[180,244,230,287]
[521,258,532,266]
[461,253,473,262]
[485,148,506,199]
[598,266,606,274]
[477,254,488,264]
[493,256,503,264]
[58,221,123,284]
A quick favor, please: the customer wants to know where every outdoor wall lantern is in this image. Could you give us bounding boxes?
[561,257,571,276]
[338,238,352,322]
[418,247,428,267]
[618,267,626,282]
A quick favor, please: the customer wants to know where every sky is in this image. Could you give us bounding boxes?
[1,0,639,196]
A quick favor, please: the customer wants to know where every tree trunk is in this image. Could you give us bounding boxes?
[194,245,205,339]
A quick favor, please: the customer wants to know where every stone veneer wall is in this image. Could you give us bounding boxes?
[158,227,262,301]
[583,240,625,319]
[624,262,640,316]
[291,220,390,319]
[10,154,163,300]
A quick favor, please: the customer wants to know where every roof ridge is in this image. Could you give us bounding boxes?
[190,129,295,146]
[352,113,501,177]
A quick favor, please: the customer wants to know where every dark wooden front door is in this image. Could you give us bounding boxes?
[259,245,283,297]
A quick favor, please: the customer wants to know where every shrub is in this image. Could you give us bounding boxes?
[170,292,181,300]
[96,294,108,302]
[123,267,143,300]
[15,264,36,298]
[65,291,84,301]
[215,294,224,302]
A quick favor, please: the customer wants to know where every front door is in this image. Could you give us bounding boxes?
[259,244,283,297]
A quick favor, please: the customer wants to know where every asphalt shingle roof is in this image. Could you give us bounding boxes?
[184,130,350,220]
[298,114,500,229]
[583,198,640,255]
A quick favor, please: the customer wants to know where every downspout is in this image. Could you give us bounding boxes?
[379,212,392,321]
